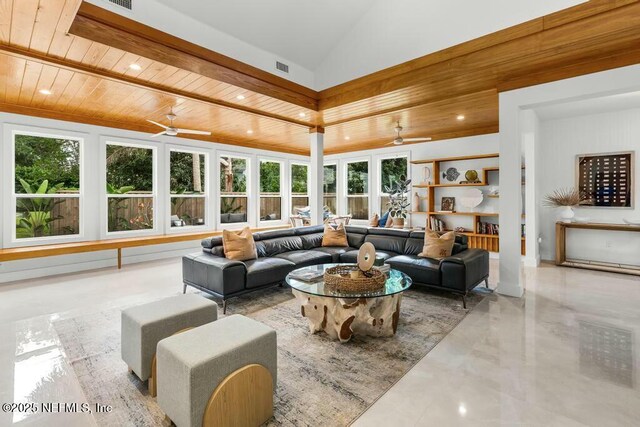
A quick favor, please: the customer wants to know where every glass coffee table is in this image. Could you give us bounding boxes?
[286,263,412,342]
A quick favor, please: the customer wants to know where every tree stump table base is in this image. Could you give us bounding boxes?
[292,289,402,343]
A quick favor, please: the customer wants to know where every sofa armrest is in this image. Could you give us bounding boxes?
[182,253,247,297]
[439,249,489,292]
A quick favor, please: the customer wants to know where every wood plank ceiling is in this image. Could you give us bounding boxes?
[0,0,640,155]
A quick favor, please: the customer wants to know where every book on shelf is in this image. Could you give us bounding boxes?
[477,221,499,236]
[429,216,447,232]
[288,268,324,282]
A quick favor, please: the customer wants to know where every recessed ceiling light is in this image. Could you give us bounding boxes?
[345,136,351,140]
[299,112,306,118]
[39,89,52,95]
[129,63,142,71]
[247,130,253,134]
[458,405,467,416]
[236,94,246,100]
[457,114,465,121]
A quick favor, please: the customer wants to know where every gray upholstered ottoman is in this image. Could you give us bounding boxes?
[157,314,277,427]
[121,294,217,396]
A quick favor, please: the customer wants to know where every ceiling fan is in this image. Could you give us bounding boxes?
[147,110,211,137]
[386,121,432,145]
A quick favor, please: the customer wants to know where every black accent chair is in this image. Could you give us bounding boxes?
[182,225,489,312]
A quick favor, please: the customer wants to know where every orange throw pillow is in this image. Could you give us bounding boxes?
[222,227,258,261]
[369,213,380,227]
[419,230,455,259]
[322,223,349,247]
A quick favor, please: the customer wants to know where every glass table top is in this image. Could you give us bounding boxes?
[286,263,412,299]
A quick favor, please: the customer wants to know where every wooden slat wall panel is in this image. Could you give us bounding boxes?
[9,0,39,48]
[0,0,13,44]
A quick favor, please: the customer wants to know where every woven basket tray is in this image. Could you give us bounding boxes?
[324,265,386,293]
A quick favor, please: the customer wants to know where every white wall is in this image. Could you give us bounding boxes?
[0,112,308,283]
[325,133,500,230]
[538,108,640,263]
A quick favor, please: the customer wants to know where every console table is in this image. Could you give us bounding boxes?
[555,222,640,276]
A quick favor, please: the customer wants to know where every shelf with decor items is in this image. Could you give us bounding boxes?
[411,153,525,255]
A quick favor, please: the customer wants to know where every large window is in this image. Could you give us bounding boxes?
[380,156,408,214]
[169,149,207,228]
[106,142,155,233]
[291,163,309,215]
[260,160,282,221]
[323,164,337,215]
[346,160,369,220]
[219,155,248,224]
[13,132,81,241]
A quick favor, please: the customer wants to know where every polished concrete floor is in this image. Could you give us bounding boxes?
[0,259,638,426]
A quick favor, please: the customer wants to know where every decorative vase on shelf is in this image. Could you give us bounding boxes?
[560,206,575,223]
[413,192,421,212]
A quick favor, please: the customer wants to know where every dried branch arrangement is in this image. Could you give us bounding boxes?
[543,187,588,207]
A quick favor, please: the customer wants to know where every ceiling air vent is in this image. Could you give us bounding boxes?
[106,0,132,10]
[276,61,289,73]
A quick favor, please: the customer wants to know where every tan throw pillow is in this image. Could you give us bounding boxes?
[322,223,349,247]
[369,213,380,227]
[419,230,455,259]
[222,227,257,261]
[385,216,394,228]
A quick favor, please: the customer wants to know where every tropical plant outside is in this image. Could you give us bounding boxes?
[14,134,80,239]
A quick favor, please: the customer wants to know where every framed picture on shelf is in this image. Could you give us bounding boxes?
[576,151,634,208]
[441,197,455,212]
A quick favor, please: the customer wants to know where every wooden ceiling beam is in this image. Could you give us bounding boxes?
[69,1,319,110]
[318,0,640,112]
[0,101,310,156]
[0,44,312,129]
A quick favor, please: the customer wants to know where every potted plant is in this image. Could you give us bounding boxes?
[543,187,589,222]
[385,176,412,228]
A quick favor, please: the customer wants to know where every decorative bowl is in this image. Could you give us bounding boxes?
[623,218,640,226]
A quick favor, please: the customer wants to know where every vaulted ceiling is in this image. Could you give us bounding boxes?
[0,0,640,155]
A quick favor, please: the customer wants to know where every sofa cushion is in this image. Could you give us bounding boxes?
[275,250,332,267]
[243,258,295,289]
[293,225,324,236]
[313,246,357,263]
[300,233,323,249]
[364,230,407,254]
[345,225,368,248]
[256,235,304,257]
[340,250,399,263]
[385,255,441,285]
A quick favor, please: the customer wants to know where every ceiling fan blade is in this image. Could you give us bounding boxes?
[176,129,211,135]
[402,137,432,142]
[147,120,169,129]
[151,131,166,137]
[385,141,397,145]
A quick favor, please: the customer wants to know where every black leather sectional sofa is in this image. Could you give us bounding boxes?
[182,225,489,312]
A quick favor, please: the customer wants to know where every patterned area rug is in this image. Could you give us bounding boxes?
[54,286,484,426]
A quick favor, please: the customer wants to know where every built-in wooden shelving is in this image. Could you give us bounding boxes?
[411,153,525,255]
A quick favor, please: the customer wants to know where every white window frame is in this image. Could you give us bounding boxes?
[5,127,86,247]
[377,153,410,215]
[102,139,159,238]
[258,157,285,225]
[166,145,211,233]
[323,162,339,217]
[217,152,251,230]
[289,161,310,217]
[344,157,372,223]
